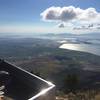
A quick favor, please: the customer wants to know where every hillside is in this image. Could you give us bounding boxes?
[1,37,100,98]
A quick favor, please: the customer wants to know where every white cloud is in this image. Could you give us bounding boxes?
[58,23,65,28]
[40,6,100,34]
[41,6,77,22]
[41,6,100,25]
[97,27,100,29]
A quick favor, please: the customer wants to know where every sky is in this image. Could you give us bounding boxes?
[0,0,100,34]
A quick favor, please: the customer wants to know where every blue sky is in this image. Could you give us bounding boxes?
[0,0,100,34]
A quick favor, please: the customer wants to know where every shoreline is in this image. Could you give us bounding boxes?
[59,43,100,57]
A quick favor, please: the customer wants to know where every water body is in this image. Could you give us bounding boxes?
[59,43,100,56]
[38,33,100,56]
[59,34,100,56]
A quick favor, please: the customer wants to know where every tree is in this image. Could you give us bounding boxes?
[63,74,79,93]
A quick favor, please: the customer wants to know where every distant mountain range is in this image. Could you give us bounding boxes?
[40,32,100,39]
[0,32,100,39]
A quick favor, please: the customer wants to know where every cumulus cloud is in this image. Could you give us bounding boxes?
[41,6,77,22]
[58,23,65,28]
[97,24,100,26]
[73,24,93,30]
[73,27,89,30]
[73,23,100,31]
[41,6,100,24]
[97,27,100,29]
[40,6,100,33]
[88,24,94,28]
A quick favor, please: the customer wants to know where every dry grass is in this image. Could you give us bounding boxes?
[56,89,100,100]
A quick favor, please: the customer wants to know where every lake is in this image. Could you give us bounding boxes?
[59,35,100,56]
